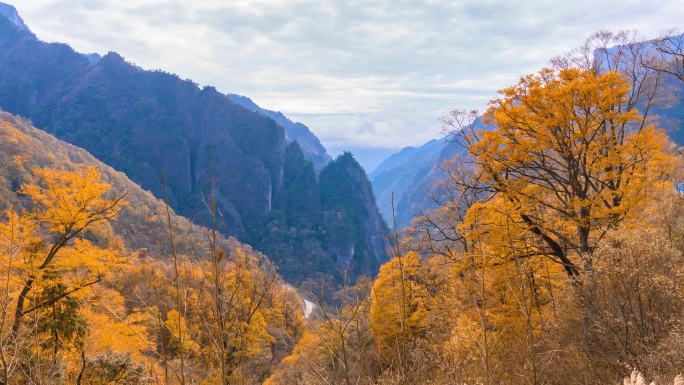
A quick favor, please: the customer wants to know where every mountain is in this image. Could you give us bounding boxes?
[0,10,388,285]
[0,109,267,265]
[327,146,400,174]
[0,109,314,383]
[393,140,467,229]
[83,52,102,64]
[370,139,445,223]
[0,2,27,31]
[226,94,332,170]
[369,139,444,179]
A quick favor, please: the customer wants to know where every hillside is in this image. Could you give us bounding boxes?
[0,13,389,285]
[0,109,266,264]
[393,140,466,229]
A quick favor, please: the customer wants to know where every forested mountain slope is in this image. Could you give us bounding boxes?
[227,93,332,170]
[393,140,467,229]
[0,109,264,264]
[0,13,388,285]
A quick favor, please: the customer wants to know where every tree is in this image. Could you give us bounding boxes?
[649,29,684,87]
[78,350,146,385]
[34,276,88,362]
[0,166,125,383]
[449,68,671,276]
[0,203,36,384]
[550,29,670,125]
[11,166,126,335]
[370,251,428,379]
[561,228,684,379]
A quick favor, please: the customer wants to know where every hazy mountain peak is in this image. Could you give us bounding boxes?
[0,2,29,31]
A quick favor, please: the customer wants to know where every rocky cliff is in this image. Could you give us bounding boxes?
[320,153,389,276]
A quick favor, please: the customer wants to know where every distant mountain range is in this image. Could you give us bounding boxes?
[369,139,445,223]
[370,138,467,230]
[0,7,388,285]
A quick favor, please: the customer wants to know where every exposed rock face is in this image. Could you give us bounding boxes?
[0,2,29,31]
[227,93,332,170]
[320,153,389,276]
[274,141,321,227]
[0,14,389,285]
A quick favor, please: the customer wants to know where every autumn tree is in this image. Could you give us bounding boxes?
[0,202,35,383]
[551,29,670,125]
[447,68,671,276]
[11,166,126,335]
[559,228,684,380]
[0,166,125,383]
[370,251,429,384]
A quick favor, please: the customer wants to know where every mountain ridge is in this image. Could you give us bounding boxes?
[0,11,389,285]
[226,93,332,170]
[370,138,446,224]
[0,2,28,31]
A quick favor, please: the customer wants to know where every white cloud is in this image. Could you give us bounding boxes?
[11,0,684,151]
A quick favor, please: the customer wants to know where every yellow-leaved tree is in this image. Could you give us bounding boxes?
[9,166,126,334]
[370,251,428,383]
[451,68,672,276]
[0,166,126,382]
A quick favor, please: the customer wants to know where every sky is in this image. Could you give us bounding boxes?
[10,0,684,166]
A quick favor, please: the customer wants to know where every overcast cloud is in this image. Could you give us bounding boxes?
[12,0,684,154]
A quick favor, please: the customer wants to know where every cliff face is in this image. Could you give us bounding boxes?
[320,153,389,277]
[0,14,388,285]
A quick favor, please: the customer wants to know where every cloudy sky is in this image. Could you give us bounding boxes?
[11,0,684,166]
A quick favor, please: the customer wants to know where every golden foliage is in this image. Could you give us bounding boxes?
[460,68,674,275]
